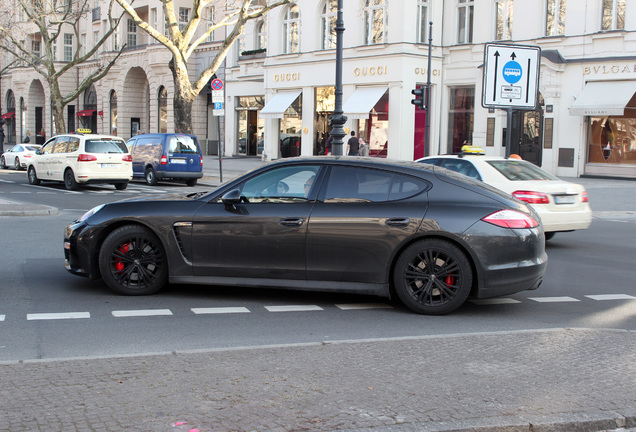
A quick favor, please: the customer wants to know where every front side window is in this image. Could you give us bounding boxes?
[495,0,514,40]
[283,4,300,54]
[602,0,625,30]
[457,0,474,44]
[321,0,337,50]
[363,0,387,45]
[546,0,566,36]
[417,0,429,43]
[240,165,321,203]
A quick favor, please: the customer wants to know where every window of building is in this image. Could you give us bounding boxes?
[602,0,625,30]
[158,87,168,133]
[127,19,136,47]
[279,94,302,157]
[236,32,246,59]
[256,20,267,50]
[283,4,300,54]
[321,0,337,50]
[546,0,566,36]
[81,33,87,57]
[588,117,636,165]
[457,0,474,44]
[151,8,158,43]
[363,0,387,45]
[179,7,190,32]
[93,31,99,57]
[64,33,73,62]
[32,39,41,58]
[206,6,216,42]
[109,91,117,136]
[447,87,474,153]
[495,0,514,40]
[237,97,265,156]
[417,0,429,43]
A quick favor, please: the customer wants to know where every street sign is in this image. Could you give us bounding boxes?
[482,43,541,110]
[213,101,224,116]
[211,79,224,91]
[211,90,223,103]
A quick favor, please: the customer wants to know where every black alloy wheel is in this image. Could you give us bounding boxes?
[64,169,79,190]
[98,225,168,295]
[394,239,473,315]
[28,166,40,185]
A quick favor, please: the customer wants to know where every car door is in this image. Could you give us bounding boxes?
[50,136,74,181]
[32,140,56,179]
[306,165,430,284]
[190,164,322,280]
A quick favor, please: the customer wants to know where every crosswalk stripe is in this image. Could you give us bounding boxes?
[585,294,636,301]
[192,307,250,314]
[528,296,580,303]
[27,312,90,320]
[112,309,173,317]
[336,303,394,310]
[469,298,521,305]
[265,305,323,312]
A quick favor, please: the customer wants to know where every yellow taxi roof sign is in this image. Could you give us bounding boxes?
[460,145,485,155]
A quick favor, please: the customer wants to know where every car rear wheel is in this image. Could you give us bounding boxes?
[98,225,168,295]
[393,239,473,315]
[0,156,6,169]
[186,178,197,187]
[28,166,40,185]
[145,167,158,186]
[14,157,21,170]
[64,169,79,190]
[545,232,555,241]
[114,182,128,190]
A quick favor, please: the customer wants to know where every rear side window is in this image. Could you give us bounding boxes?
[85,139,128,154]
[168,136,200,154]
[67,137,80,152]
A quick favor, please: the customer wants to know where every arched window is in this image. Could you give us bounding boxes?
[283,4,300,54]
[158,86,168,133]
[363,0,387,45]
[321,0,337,50]
[256,20,267,50]
[109,90,118,136]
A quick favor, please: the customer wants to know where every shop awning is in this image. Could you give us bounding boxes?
[259,91,302,119]
[569,81,636,116]
[1,112,15,119]
[342,87,388,119]
[77,109,97,117]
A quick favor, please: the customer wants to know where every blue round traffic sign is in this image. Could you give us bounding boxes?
[502,61,522,84]
[211,79,223,90]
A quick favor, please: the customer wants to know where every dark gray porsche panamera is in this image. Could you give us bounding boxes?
[64,157,547,315]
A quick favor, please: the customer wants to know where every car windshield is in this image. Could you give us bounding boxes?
[487,160,559,181]
[168,136,200,154]
[85,139,128,154]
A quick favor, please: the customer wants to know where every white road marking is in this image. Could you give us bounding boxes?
[112,309,173,317]
[336,303,394,310]
[585,294,636,301]
[265,305,323,312]
[27,312,90,320]
[469,298,522,305]
[192,307,250,314]
[528,296,580,303]
[0,315,5,321]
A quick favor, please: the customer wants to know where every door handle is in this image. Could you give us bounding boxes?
[385,218,410,227]
[280,218,304,227]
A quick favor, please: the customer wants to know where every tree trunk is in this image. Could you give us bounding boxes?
[169,59,195,134]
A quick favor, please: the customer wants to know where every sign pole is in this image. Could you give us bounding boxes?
[505,107,513,158]
[425,21,433,157]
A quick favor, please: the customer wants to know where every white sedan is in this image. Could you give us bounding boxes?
[417,153,592,240]
[1,144,42,170]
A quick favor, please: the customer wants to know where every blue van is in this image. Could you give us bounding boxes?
[126,133,203,186]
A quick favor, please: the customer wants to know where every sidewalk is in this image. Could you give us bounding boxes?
[1,328,635,431]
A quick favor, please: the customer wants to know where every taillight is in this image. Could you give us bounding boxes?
[512,190,550,204]
[482,209,539,229]
[201,158,203,166]
[25,155,32,158]
[77,154,97,162]
[122,154,133,162]
[582,191,589,203]
[160,155,168,165]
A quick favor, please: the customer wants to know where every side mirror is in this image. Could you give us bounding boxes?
[221,189,242,207]
[35,149,43,155]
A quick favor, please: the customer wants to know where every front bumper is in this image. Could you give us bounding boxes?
[64,221,100,279]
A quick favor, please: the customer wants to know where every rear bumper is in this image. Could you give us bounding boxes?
[155,170,203,180]
[535,206,592,232]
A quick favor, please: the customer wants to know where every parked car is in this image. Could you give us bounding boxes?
[1,144,42,170]
[27,134,132,190]
[64,157,547,315]
[126,133,203,186]
[417,150,592,240]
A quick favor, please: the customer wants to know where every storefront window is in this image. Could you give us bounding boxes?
[359,90,389,157]
[236,96,265,156]
[279,94,302,158]
[588,117,636,165]
[447,87,474,154]
[315,86,335,155]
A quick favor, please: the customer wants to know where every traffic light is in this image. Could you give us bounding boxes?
[411,87,426,110]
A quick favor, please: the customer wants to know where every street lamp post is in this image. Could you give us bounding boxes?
[329,0,347,156]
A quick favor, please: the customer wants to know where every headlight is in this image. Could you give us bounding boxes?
[79,204,105,222]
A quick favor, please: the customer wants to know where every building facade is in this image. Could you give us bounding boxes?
[2,0,636,178]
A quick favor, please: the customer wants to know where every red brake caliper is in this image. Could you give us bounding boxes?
[115,243,130,272]
[445,276,455,289]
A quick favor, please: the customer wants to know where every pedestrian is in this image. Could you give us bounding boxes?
[325,135,332,155]
[0,119,5,152]
[346,131,360,156]
[24,131,31,143]
[358,138,369,157]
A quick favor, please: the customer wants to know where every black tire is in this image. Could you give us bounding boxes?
[114,182,128,190]
[28,166,41,185]
[98,225,168,295]
[393,239,473,315]
[145,167,158,186]
[0,156,6,169]
[545,232,555,241]
[186,178,197,187]
[64,169,79,190]
[14,157,21,170]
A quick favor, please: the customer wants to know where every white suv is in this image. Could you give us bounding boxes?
[27,134,133,190]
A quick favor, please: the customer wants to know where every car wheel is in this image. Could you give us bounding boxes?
[544,232,555,241]
[114,182,128,190]
[98,225,168,295]
[393,239,473,315]
[28,166,41,185]
[14,157,21,170]
[0,156,6,169]
[64,169,79,190]
[186,178,197,187]
[145,167,158,186]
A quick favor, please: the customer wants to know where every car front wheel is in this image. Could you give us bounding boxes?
[98,225,168,295]
[14,157,21,170]
[28,166,41,185]
[0,156,6,169]
[393,239,473,315]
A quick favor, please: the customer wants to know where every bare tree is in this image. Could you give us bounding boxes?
[0,0,125,134]
[113,0,290,134]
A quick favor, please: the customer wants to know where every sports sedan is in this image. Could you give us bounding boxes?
[418,154,592,240]
[1,144,42,170]
[64,157,547,315]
